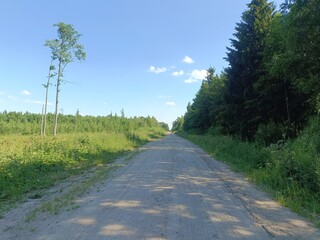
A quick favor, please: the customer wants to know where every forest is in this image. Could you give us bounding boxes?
[173,0,319,141]
[173,0,320,224]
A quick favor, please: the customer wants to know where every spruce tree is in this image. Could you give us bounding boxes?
[224,0,275,140]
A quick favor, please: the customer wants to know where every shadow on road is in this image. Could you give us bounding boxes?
[16,134,320,240]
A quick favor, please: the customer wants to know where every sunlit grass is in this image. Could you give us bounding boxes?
[0,128,166,210]
[179,123,320,227]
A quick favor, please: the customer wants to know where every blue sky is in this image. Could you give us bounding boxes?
[0,0,283,127]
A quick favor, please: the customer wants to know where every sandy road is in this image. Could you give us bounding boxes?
[2,134,320,239]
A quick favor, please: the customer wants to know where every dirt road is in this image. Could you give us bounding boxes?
[2,134,320,239]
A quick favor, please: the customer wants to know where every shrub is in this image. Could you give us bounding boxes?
[254,121,295,146]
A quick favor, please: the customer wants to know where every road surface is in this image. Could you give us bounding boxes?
[2,134,320,239]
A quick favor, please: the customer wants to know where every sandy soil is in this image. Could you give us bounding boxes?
[1,134,320,239]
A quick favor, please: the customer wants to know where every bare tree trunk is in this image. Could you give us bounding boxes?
[41,104,44,137]
[53,60,62,138]
[43,60,53,136]
[284,78,291,124]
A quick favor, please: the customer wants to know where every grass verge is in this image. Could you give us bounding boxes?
[24,163,120,222]
[179,126,320,227]
[0,128,166,215]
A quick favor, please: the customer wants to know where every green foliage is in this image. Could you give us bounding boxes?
[172,0,320,226]
[259,0,320,129]
[159,122,169,131]
[254,121,295,146]
[45,22,86,65]
[0,114,166,207]
[180,115,320,225]
[0,111,166,135]
[175,0,320,145]
[179,132,270,173]
[171,116,184,132]
[182,68,226,132]
[224,0,275,140]
[45,22,86,137]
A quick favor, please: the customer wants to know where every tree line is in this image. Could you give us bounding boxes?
[0,111,169,135]
[173,0,320,145]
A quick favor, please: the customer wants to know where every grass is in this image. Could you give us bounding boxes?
[0,127,166,214]
[25,163,119,222]
[179,120,320,227]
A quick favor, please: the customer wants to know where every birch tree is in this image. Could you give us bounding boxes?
[45,22,86,137]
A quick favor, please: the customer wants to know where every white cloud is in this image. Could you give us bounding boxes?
[172,70,184,77]
[166,101,176,106]
[191,69,208,80]
[149,65,167,74]
[184,69,208,84]
[184,78,198,84]
[182,56,194,64]
[21,90,31,95]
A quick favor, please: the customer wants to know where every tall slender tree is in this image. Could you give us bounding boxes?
[45,22,86,137]
[224,0,275,139]
[41,60,55,136]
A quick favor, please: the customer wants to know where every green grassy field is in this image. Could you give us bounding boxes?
[0,127,166,212]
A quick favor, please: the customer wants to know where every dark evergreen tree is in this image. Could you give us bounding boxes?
[224,0,275,140]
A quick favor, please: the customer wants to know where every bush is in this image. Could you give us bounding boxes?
[279,115,320,193]
[207,125,224,136]
[254,121,295,146]
[180,117,320,225]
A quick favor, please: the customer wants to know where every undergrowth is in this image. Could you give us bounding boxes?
[179,115,320,226]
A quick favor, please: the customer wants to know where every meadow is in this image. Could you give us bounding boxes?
[0,112,168,212]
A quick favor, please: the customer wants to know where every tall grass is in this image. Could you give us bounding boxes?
[179,116,320,226]
[0,127,166,209]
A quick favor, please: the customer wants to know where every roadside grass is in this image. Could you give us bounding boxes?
[24,163,118,222]
[179,119,320,227]
[0,127,166,214]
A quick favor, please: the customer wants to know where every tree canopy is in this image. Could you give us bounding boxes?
[176,0,320,145]
[45,22,86,137]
